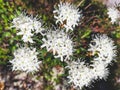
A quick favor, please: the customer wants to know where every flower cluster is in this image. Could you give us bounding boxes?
[10,46,41,73]
[66,60,92,89]
[103,0,120,7]
[9,1,117,90]
[91,61,109,80]
[53,2,81,32]
[41,30,73,61]
[105,0,120,23]
[107,7,120,24]
[66,59,109,89]
[88,34,116,65]
[66,34,116,89]
[12,12,44,43]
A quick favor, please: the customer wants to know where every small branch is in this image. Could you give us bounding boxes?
[77,0,85,7]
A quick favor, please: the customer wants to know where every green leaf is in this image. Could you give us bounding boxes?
[11,46,17,51]
[116,32,120,38]
[0,60,7,65]
[0,48,9,54]
[45,73,51,81]
[76,49,80,54]
[0,9,4,13]
[9,15,14,19]
[1,14,7,20]
[0,0,3,3]
[43,15,48,21]
[2,32,11,37]
[0,25,3,30]
[81,30,91,39]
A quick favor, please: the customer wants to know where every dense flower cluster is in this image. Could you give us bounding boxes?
[11,12,44,43]
[66,59,109,89]
[104,0,120,23]
[91,61,109,80]
[88,34,116,65]
[103,0,120,7]
[66,34,116,89]
[41,30,73,61]
[9,1,117,90]
[107,7,120,24]
[53,2,81,32]
[66,60,92,89]
[10,46,41,73]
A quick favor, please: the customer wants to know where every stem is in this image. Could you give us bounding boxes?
[77,0,85,7]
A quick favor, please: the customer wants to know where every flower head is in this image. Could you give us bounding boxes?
[66,60,92,89]
[53,2,82,32]
[107,7,120,24]
[91,61,109,80]
[11,12,44,43]
[41,30,73,61]
[66,59,109,89]
[10,46,41,73]
[66,34,116,89]
[103,0,120,7]
[88,34,117,65]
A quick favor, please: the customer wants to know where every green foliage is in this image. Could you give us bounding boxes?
[0,0,21,64]
[115,27,120,38]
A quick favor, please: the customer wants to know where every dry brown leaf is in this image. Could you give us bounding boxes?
[0,82,4,90]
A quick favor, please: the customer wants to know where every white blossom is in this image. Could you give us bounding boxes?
[53,2,82,32]
[103,0,120,7]
[41,30,73,61]
[10,46,41,73]
[103,0,120,23]
[107,7,120,24]
[66,59,109,89]
[11,12,44,43]
[66,34,116,89]
[88,34,117,65]
[91,61,109,80]
[66,60,92,89]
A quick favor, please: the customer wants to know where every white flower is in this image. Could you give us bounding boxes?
[66,59,94,89]
[107,7,120,24]
[11,12,44,43]
[66,34,116,89]
[10,46,41,73]
[53,2,82,32]
[88,34,117,65]
[41,30,73,61]
[103,0,120,7]
[66,59,109,89]
[103,0,120,23]
[91,61,109,80]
